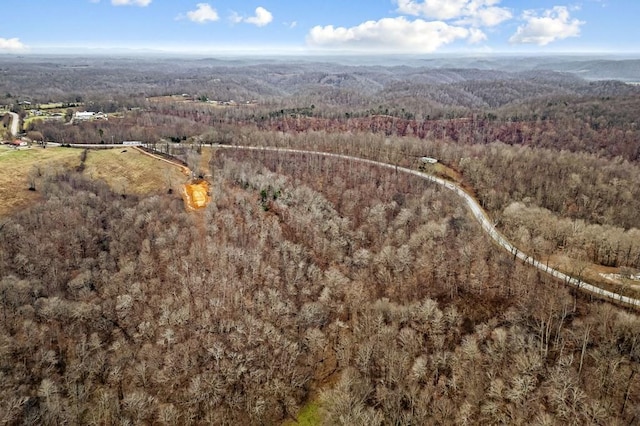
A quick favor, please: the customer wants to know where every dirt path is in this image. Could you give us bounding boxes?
[133,147,211,211]
[133,146,191,176]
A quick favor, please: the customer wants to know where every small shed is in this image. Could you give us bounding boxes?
[420,156,438,164]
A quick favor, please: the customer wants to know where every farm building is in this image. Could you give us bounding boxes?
[74,111,95,120]
[74,111,108,121]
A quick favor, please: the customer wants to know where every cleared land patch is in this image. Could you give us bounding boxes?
[83,148,186,196]
[84,147,211,211]
[0,146,82,216]
[601,272,640,290]
[184,179,211,210]
[545,253,640,298]
[0,146,211,216]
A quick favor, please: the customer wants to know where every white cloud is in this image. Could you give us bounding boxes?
[244,7,273,27]
[111,0,151,6]
[395,0,511,26]
[0,37,27,51]
[459,6,512,27]
[306,0,514,53]
[229,11,243,24]
[509,6,584,46]
[186,3,219,24]
[230,7,273,27]
[468,28,487,43]
[396,0,468,20]
[307,17,473,53]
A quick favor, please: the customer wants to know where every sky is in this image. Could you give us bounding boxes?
[1,0,638,55]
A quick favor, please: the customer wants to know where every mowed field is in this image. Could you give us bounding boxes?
[0,146,190,217]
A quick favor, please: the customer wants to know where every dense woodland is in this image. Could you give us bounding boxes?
[1,55,640,424]
[1,152,639,424]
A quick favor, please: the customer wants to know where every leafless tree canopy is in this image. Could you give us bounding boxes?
[1,56,639,424]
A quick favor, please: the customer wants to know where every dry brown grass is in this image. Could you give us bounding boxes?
[83,148,188,196]
[0,146,192,217]
[545,253,640,299]
[198,146,216,175]
[0,146,82,217]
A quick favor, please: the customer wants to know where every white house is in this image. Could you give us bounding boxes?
[74,111,95,120]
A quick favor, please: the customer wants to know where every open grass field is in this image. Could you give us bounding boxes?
[83,148,188,197]
[24,114,65,131]
[0,146,82,216]
[0,146,192,218]
[38,102,64,109]
[23,116,44,130]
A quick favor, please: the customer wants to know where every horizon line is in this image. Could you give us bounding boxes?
[3,48,640,58]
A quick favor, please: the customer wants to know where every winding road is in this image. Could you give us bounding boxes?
[8,111,19,137]
[214,144,640,309]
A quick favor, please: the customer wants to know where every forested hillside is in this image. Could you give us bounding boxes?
[1,55,640,424]
[2,56,638,111]
[1,152,639,424]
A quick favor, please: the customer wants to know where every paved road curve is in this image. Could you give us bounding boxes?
[215,144,640,309]
[8,112,19,137]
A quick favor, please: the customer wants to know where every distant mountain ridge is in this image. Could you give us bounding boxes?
[1,55,638,110]
[534,59,640,82]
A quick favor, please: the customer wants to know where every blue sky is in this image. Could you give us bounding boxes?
[0,0,638,55]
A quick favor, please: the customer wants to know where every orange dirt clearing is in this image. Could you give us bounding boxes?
[184,179,211,210]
